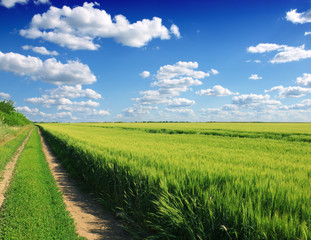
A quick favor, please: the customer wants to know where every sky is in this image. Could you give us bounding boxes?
[1,0,311,122]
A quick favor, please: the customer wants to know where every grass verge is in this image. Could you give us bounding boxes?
[0,128,83,239]
[0,126,32,175]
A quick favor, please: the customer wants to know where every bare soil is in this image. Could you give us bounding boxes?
[0,128,33,208]
[39,129,130,240]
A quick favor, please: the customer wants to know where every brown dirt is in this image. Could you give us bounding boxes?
[38,129,130,240]
[0,128,33,208]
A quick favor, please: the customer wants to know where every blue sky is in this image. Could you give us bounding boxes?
[1,0,311,122]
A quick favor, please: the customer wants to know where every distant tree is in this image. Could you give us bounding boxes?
[0,100,15,114]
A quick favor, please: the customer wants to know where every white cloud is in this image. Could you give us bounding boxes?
[248,74,262,80]
[167,98,195,108]
[265,85,311,98]
[46,85,102,100]
[296,73,311,87]
[20,2,179,50]
[22,45,58,56]
[121,105,157,118]
[26,96,99,109]
[0,0,49,8]
[0,51,96,85]
[165,108,194,115]
[254,60,261,63]
[288,99,311,109]
[196,85,237,96]
[0,92,10,99]
[210,69,219,75]
[248,43,311,63]
[247,43,283,53]
[232,94,281,109]
[170,24,181,38]
[156,61,209,80]
[270,45,311,63]
[286,9,311,24]
[305,32,311,36]
[119,61,216,119]
[16,106,39,115]
[139,71,150,78]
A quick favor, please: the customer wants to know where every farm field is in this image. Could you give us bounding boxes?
[38,122,311,240]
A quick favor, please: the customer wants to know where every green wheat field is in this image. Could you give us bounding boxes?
[37,122,311,240]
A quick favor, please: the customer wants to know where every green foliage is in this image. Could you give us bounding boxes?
[0,100,30,126]
[0,100,14,114]
[0,128,83,239]
[38,123,311,240]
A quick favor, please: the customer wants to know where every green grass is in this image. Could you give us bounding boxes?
[0,126,32,175]
[38,122,311,240]
[0,128,83,239]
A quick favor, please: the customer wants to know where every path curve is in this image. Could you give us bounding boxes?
[0,128,33,208]
[39,129,129,240]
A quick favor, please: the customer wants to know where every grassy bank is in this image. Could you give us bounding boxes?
[39,123,311,240]
[0,128,82,239]
[0,126,32,175]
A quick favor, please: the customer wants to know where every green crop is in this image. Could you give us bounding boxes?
[38,122,311,239]
[0,128,83,239]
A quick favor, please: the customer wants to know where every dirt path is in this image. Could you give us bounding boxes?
[0,128,33,208]
[39,129,130,240]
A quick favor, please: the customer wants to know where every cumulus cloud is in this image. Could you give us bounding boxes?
[20,2,180,50]
[210,69,219,75]
[165,108,194,115]
[0,0,49,8]
[120,61,217,119]
[296,73,311,87]
[22,45,58,56]
[121,105,157,118]
[156,61,210,80]
[167,98,195,108]
[0,92,10,99]
[0,51,96,85]
[140,71,150,78]
[248,74,262,80]
[170,24,181,38]
[265,85,311,98]
[247,43,284,53]
[16,106,39,115]
[46,85,102,100]
[248,43,311,63]
[286,9,311,24]
[232,94,281,109]
[305,32,311,36]
[288,99,311,109]
[196,85,237,96]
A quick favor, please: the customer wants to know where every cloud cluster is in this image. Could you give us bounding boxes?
[248,74,262,80]
[196,85,237,96]
[286,9,311,24]
[0,92,10,99]
[296,73,311,87]
[265,85,311,98]
[120,61,216,119]
[0,0,49,8]
[140,71,150,78]
[0,51,96,85]
[22,45,58,56]
[20,2,180,50]
[21,84,109,121]
[247,43,311,63]
[232,94,281,109]
[25,85,102,109]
